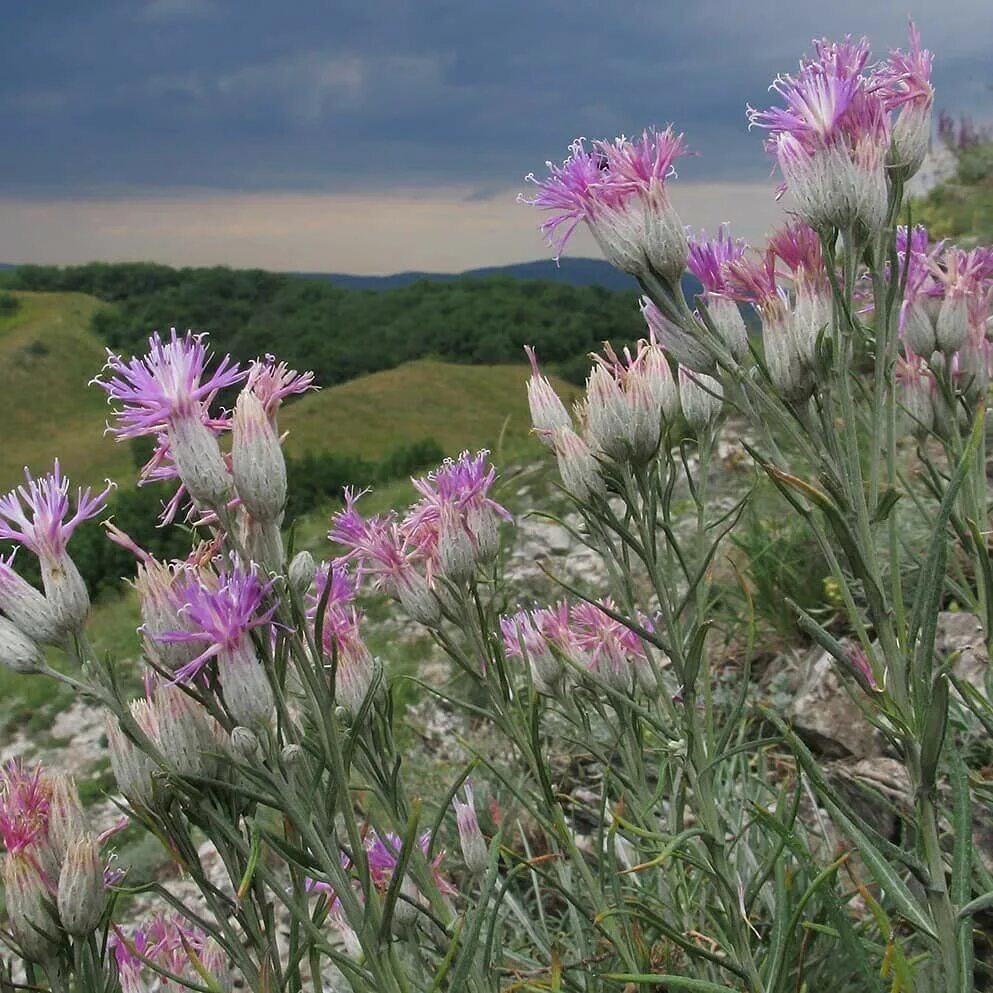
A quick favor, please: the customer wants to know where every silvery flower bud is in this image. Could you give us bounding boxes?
[57,834,105,937]
[240,512,285,573]
[153,684,213,778]
[2,851,62,961]
[0,561,60,645]
[106,715,156,808]
[552,427,604,502]
[47,773,88,866]
[902,297,938,357]
[453,783,487,875]
[333,642,375,716]
[281,744,305,767]
[936,294,969,354]
[678,368,723,433]
[584,365,628,460]
[466,505,501,565]
[0,615,45,674]
[704,294,749,359]
[288,550,317,594]
[524,346,572,443]
[135,559,201,674]
[39,553,90,640]
[622,371,663,462]
[395,569,441,627]
[890,103,932,179]
[218,641,274,729]
[168,414,231,509]
[232,390,287,524]
[229,725,260,761]
[438,505,476,584]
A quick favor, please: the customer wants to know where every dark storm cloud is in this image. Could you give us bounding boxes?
[1,0,991,196]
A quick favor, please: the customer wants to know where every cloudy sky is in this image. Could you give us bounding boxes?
[1,1,990,273]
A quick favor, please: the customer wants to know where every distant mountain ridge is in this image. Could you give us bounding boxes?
[304,258,638,292]
[0,258,638,292]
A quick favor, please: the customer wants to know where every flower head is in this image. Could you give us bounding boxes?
[95,330,244,440]
[0,461,113,563]
[523,128,689,277]
[158,556,276,684]
[245,356,316,419]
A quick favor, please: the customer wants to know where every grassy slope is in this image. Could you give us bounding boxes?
[280,359,578,461]
[0,292,134,489]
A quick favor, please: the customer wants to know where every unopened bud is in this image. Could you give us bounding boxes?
[229,725,260,761]
[288,550,317,594]
[453,782,487,875]
[890,103,932,179]
[218,641,274,729]
[0,615,45,674]
[395,569,441,627]
[438,505,476,584]
[106,715,155,808]
[153,684,213,778]
[902,296,937,357]
[466,505,501,564]
[281,744,305,767]
[232,390,287,524]
[524,346,572,443]
[704,294,749,359]
[2,851,63,961]
[240,512,284,572]
[333,642,375,716]
[168,414,232,509]
[584,364,629,460]
[0,560,61,645]
[57,834,105,937]
[936,294,969,354]
[552,427,604,502]
[39,553,90,639]
[47,773,88,865]
[678,368,723,432]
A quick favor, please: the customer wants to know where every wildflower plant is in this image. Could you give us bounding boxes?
[1,21,993,993]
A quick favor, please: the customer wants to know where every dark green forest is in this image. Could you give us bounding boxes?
[1,263,648,385]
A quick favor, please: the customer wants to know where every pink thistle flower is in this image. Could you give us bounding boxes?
[95,331,244,508]
[95,330,243,440]
[0,461,113,636]
[364,830,455,897]
[523,129,689,279]
[158,556,275,683]
[687,225,750,358]
[749,35,892,229]
[309,562,374,712]
[245,355,317,419]
[0,461,113,564]
[0,760,53,857]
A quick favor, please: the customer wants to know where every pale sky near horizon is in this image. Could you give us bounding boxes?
[1,1,990,274]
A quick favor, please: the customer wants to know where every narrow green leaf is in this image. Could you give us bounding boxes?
[602,976,739,991]
[950,749,975,990]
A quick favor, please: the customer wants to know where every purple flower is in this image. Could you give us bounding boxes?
[0,760,53,857]
[748,34,893,229]
[0,461,112,564]
[522,128,689,278]
[245,356,317,418]
[687,226,748,295]
[94,330,244,440]
[364,829,455,896]
[158,556,276,683]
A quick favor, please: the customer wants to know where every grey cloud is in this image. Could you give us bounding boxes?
[0,0,990,197]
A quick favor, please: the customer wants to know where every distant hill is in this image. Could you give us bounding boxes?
[0,291,575,488]
[1,257,637,291]
[302,257,638,292]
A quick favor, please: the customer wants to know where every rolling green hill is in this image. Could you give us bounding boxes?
[280,359,577,461]
[0,291,575,492]
[0,292,133,489]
